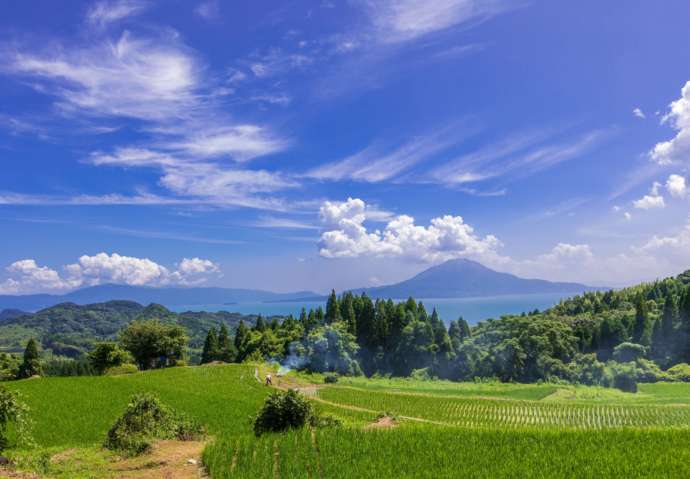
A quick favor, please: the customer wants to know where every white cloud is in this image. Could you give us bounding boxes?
[365,0,515,44]
[9,31,198,122]
[0,260,77,294]
[194,1,220,21]
[666,174,687,198]
[650,80,690,165]
[0,253,221,294]
[428,129,608,185]
[633,107,646,119]
[624,211,632,220]
[306,124,474,182]
[633,182,665,209]
[86,0,148,27]
[318,198,502,263]
[169,125,288,161]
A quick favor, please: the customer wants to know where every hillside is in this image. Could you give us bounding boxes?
[355,258,599,298]
[0,283,319,312]
[5,365,690,478]
[0,300,259,357]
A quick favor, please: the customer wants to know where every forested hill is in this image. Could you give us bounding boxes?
[354,258,600,299]
[0,300,258,357]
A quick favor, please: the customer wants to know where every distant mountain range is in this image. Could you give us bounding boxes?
[0,259,601,312]
[0,284,319,312]
[352,259,600,299]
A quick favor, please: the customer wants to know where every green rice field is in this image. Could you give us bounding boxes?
[5,364,690,478]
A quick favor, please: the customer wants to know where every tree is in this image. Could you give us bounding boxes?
[88,342,134,374]
[633,298,649,344]
[254,315,266,332]
[201,328,219,364]
[119,320,187,370]
[612,342,647,363]
[217,323,236,362]
[325,289,341,324]
[18,338,42,378]
[234,320,249,361]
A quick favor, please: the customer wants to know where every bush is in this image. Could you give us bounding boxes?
[613,370,638,393]
[104,364,139,376]
[0,386,33,450]
[253,390,313,436]
[104,393,204,456]
[324,374,338,384]
[667,363,690,382]
[613,343,647,363]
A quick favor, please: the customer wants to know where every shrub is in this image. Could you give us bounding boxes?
[104,393,204,456]
[613,343,647,363]
[410,368,432,381]
[613,370,638,393]
[104,364,139,376]
[324,374,338,384]
[88,342,134,375]
[0,386,33,450]
[667,363,690,382]
[253,390,313,436]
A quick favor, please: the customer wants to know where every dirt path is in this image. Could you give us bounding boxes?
[106,440,207,479]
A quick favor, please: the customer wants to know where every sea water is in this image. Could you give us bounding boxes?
[170,292,575,325]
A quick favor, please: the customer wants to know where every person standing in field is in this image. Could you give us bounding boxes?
[265,373,272,386]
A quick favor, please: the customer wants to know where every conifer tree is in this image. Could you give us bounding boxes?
[633,298,649,344]
[18,338,42,378]
[218,323,236,362]
[325,289,342,324]
[234,320,249,361]
[254,315,266,332]
[201,328,219,364]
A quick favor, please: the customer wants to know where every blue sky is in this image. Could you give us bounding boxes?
[2,0,690,294]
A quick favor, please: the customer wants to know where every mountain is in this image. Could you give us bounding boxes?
[0,308,29,322]
[0,300,259,357]
[0,284,319,312]
[353,259,600,299]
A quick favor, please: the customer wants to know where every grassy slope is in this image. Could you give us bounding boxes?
[5,364,268,447]
[6,366,690,478]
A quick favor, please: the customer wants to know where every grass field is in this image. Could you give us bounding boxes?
[5,365,690,478]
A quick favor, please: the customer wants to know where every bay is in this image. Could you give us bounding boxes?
[170,292,576,325]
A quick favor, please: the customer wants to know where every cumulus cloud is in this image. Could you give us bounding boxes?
[650,80,690,165]
[0,253,221,294]
[633,107,645,119]
[318,198,502,263]
[633,182,665,209]
[0,260,77,294]
[666,174,687,198]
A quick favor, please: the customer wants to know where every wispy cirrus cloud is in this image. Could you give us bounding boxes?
[305,122,477,182]
[86,0,149,28]
[363,0,518,44]
[428,128,609,186]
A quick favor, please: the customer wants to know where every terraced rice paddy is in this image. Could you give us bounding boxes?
[316,386,690,429]
[6,364,690,477]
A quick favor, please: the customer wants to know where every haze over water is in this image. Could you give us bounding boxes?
[171,292,573,325]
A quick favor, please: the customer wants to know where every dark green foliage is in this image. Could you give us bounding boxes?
[324,374,339,384]
[613,342,647,363]
[88,342,134,374]
[18,339,42,378]
[613,369,638,393]
[325,290,342,324]
[118,320,187,370]
[104,393,204,456]
[43,358,96,377]
[201,328,219,364]
[253,389,313,436]
[0,300,259,364]
[0,353,20,381]
[0,386,33,450]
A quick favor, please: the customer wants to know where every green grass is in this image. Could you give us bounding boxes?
[5,364,268,447]
[7,366,690,478]
[204,427,690,479]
